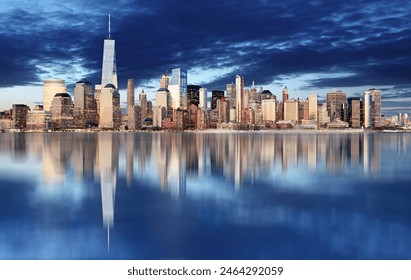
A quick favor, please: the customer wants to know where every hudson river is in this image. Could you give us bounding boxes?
[0,132,410,259]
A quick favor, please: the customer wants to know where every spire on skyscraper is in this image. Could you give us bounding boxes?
[101,14,117,88]
[108,14,111,39]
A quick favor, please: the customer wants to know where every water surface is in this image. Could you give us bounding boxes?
[0,132,410,259]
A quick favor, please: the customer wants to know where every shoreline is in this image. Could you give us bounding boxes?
[2,128,411,134]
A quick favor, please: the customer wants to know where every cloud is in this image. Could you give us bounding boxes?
[0,0,410,105]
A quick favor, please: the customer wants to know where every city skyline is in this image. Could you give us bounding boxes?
[0,0,410,116]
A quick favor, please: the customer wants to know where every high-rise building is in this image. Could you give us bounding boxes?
[284,100,299,122]
[281,86,289,121]
[347,97,362,128]
[50,93,74,129]
[187,84,201,106]
[217,97,230,124]
[298,99,309,122]
[327,90,347,121]
[26,106,52,131]
[363,92,373,128]
[127,79,136,130]
[101,15,118,88]
[235,75,244,123]
[282,86,289,102]
[199,88,208,109]
[160,74,170,89]
[43,79,66,111]
[169,68,187,109]
[318,103,330,127]
[211,90,224,110]
[226,83,236,109]
[262,99,276,123]
[153,106,167,128]
[11,104,30,129]
[156,88,171,108]
[139,89,148,125]
[249,81,258,103]
[261,89,275,101]
[308,93,318,120]
[363,89,382,129]
[74,79,96,127]
[404,113,409,127]
[99,84,121,129]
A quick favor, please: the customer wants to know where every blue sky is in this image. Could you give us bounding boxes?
[0,0,410,116]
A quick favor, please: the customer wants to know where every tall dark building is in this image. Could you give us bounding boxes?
[12,104,30,129]
[187,85,201,106]
[211,90,224,109]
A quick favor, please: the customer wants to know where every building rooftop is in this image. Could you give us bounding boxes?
[104,84,117,89]
[157,88,170,92]
[76,79,92,85]
[54,93,71,98]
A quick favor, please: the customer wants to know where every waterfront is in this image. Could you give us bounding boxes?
[0,132,410,259]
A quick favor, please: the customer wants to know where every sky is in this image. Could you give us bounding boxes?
[0,0,410,116]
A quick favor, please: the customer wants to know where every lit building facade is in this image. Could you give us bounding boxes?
[235,75,244,123]
[199,88,207,109]
[262,99,276,123]
[226,83,236,109]
[74,79,96,127]
[43,79,66,112]
[308,93,318,120]
[101,27,117,88]
[26,105,52,130]
[50,93,74,129]
[127,79,136,130]
[347,97,362,128]
[169,68,187,109]
[217,97,230,124]
[99,84,121,129]
[284,100,299,123]
[363,89,382,129]
[327,90,347,121]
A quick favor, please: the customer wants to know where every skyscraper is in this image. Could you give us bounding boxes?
[139,89,148,125]
[127,79,136,130]
[249,81,258,102]
[11,104,30,129]
[74,79,96,127]
[235,75,244,123]
[226,83,236,109]
[187,84,201,106]
[169,68,187,109]
[262,99,276,123]
[347,97,362,128]
[308,93,318,120]
[99,84,121,129]
[101,15,118,88]
[282,86,289,102]
[160,74,170,89]
[50,93,74,129]
[211,90,224,110]
[327,90,347,121]
[363,89,382,129]
[199,88,207,109]
[43,79,67,112]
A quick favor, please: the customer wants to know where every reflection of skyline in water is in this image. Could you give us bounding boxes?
[3,132,410,187]
[0,132,410,259]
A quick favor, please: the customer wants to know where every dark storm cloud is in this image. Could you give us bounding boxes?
[0,0,410,96]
